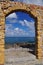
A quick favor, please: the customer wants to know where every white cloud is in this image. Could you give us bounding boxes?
[24,20,35,30]
[5,25,31,37]
[5,24,14,37]
[5,20,35,37]
[14,28,24,32]
[14,27,29,37]
[7,19,17,23]
[5,24,13,31]
[5,25,35,37]
[15,28,19,31]
[5,31,14,36]
[6,13,17,19]
[19,20,35,31]
[6,12,18,23]
[19,20,25,26]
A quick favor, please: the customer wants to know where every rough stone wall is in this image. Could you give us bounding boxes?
[41,11,43,58]
[0,1,43,64]
[0,5,5,64]
[36,9,43,59]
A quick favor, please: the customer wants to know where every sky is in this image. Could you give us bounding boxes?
[10,0,43,6]
[5,11,35,37]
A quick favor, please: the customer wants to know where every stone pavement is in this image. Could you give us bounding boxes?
[4,47,43,65]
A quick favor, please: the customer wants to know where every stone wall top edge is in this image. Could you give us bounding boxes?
[0,1,43,10]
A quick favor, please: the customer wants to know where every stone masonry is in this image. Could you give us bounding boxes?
[0,0,43,65]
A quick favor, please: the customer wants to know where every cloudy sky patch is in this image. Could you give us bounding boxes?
[5,12,35,37]
[11,0,43,6]
[6,13,17,19]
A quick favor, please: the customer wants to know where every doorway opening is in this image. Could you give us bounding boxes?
[5,10,37,64]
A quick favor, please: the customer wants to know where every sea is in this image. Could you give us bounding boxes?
[5,37,35,44]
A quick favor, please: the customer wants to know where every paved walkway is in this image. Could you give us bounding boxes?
[5,47,43,65]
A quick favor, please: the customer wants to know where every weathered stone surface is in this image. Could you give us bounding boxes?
[0,0,43,64]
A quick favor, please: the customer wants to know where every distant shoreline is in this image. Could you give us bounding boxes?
[5,42,35,49]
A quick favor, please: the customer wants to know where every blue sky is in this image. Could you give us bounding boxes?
[11,0,43,6]
[5,12,35,37]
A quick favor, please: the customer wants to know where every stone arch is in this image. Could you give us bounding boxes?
[0,1,43,64]
[5,9,37,54]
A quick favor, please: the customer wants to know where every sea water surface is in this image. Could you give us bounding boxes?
[5,37,35,44]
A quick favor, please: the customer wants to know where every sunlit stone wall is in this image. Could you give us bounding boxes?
[0,4,5,64]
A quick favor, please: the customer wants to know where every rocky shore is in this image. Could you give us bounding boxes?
[5,43,43,65]
[5,43,35,49]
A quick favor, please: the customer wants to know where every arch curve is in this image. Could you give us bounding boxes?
[5,9,37,19]
[1,2,37,17]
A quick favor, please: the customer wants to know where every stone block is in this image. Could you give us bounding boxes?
[0,22,5,25]
[37,56,42,59]
[0,51,4,64]
[0,44,5,47]
[37,49,42,52]
[0,55,4,64]
[0,30,5,34]
[0,48,5,51]
[37,44,42,48]
[37,31,42,35]
[0,39,5,44]
[38,16,41,20]
[37,36,42,41]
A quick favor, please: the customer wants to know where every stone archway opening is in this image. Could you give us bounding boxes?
[5,10,38,62]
